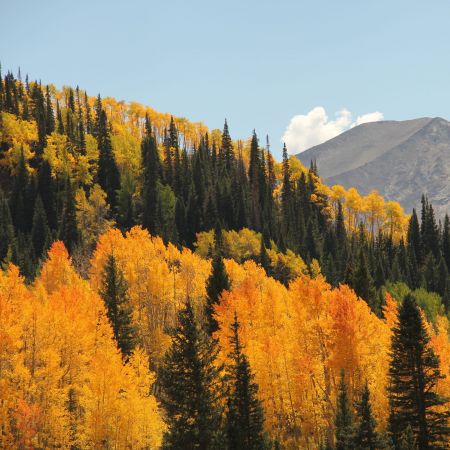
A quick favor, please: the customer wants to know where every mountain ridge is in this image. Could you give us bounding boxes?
[296,116,450,215]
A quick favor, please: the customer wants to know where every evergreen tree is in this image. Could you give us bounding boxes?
[141,115,161,234]
[353,248,376,310]
[99,253,136,358]
[226,314,267,450]
[259,236,271,276]
[56,99,65,134]
[10,147,30,232]
[0,188,15,263]
[407,209,422,265]
[37,159,57,230]
[335,370,355,450]
[353,382,380,450]
[442,214,450,269]
[45,85,55,135]
[219,119,235,173]
[388,294,450,449]
[205,248,231,335]
[58,178,79,253]
[158,301,225,449]
[96,108,120,209]
[31,195,51,259]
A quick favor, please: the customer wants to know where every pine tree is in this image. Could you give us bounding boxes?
[205,249,231,335]
[31,195,51,259]
[353,382,380,450]
[407,209,422,265]
[58,178,79,253]
[158,301,225,449]
[141,115,161,234]
[220,119,234,174]
[353,248,376,310]
[226,314,267,450]
[45,85,55,135]
[388,294,450,449]
[100,253,136,358]
[37,159,57,230]
[56,99,64,134]
[10,147,30,232]
[442,214,450,270]
[335,370,355,450]
[259,236,271,276]
[96,109,120,209]
[335,202,348,280]
[0,188,15,263]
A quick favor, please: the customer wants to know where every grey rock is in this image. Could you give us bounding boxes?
[297,117,450,216]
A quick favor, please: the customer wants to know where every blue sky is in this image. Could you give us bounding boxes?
[2,0,450,158]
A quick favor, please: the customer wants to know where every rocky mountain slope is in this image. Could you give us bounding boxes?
[297,117,450,216]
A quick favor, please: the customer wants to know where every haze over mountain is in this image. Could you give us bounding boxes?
[297,117,450,216]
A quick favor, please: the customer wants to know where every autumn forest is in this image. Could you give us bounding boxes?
[2,69,450,450]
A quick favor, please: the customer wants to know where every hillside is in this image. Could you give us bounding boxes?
[297,117,450,215]
[2,69,450,449]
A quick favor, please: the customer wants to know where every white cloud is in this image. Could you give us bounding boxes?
[282,107,384,154]
[354,111,384,126]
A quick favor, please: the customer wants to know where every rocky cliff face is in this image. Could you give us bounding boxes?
[297,117,450,216]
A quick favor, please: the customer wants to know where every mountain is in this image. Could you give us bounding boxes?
[296,117,450,216]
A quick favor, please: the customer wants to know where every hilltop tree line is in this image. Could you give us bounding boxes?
[0,69,449,322]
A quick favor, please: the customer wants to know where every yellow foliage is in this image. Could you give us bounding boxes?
[0,242,164,448]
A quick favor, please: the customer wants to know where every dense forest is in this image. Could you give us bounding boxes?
[2,68,450,449]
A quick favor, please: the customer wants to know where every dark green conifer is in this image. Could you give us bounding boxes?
[0,188,15,263]
[226,313,267,450]
[45,85,55,135]
[353,382,380,450]
[58,178,79,253]
[100,253,136,358]
[335,370,355,450]
[158,301,225,449]
[96,109,121,209]
[388,294,450,449]
[31,195,51,259]
[407,208,422,265]
[205,244,231,335]
[141,115,161,234]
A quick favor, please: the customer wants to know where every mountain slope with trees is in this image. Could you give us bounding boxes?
[2,67,450,449]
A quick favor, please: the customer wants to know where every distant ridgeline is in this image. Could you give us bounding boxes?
[0,68,449,313]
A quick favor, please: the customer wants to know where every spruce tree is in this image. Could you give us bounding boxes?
[141,115,161,234]
[205,248,231,335]
[442,214,450,270]
[158,301,225,449]
[10,147,30,232]
[335,370,355,450]
[37,160,57,230]
[58,178,79,253]
[100,254,136,358]
[353,248,376,311]
[96,109,120,209]
[388,294,450,449]
[259,236,271,276]
[0,188,15,263]
[45,85,55,135]
[31,195,51,259]
[226,314,267,450]
[353,382,380,450]
[407,209,422,265]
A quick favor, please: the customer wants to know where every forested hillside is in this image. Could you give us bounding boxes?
[2,68,450,449]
